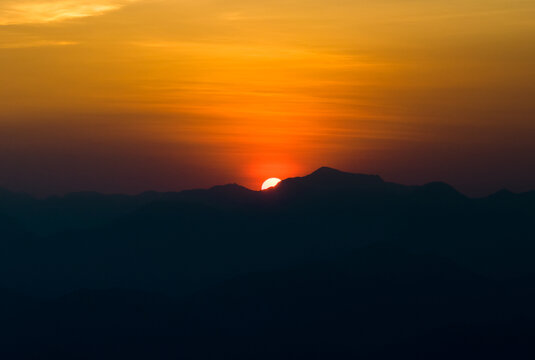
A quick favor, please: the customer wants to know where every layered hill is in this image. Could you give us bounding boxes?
[0,167,534,358]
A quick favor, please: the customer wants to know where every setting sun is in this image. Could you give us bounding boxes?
[261,178,281,191]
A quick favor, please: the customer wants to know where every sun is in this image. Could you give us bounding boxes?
[261,178,281,190]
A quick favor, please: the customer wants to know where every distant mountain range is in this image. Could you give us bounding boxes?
[1,167,534,359]
[2,167,531,235]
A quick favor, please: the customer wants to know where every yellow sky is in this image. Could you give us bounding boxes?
[1,0,534,194]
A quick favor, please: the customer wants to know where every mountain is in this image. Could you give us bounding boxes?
[0,168,475,236]
[272,167,409,202]
[0,167,534,295]
[0,167,534,358]
[279,167,384,192]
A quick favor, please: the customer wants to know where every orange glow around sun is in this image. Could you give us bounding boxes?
[261,178,282,190]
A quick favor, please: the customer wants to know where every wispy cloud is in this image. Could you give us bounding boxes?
[0,0,137,25]
[0,40,78,48]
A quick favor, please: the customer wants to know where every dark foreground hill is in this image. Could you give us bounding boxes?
[1,167,534,359]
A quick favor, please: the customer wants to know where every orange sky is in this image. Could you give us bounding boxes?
[1,0,534,195]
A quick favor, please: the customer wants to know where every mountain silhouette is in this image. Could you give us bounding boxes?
[282,166,384,189]
[275,167,401,198]
[1,167,535,359]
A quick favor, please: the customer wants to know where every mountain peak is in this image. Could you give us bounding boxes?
[411,181,466,203]
[306,167,384,184]
[209,183,253,194]
[489,188,516,198]
[310,167,345,176]
[274,167,385,196]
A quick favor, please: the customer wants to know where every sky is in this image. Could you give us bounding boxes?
[1,0,534,196]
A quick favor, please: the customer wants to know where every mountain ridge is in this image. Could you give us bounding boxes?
[1,168,535,358]
[1,167,532,200]
[0,167,533,237]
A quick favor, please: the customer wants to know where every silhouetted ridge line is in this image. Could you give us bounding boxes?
[308,166,384,183]
[177,183,259,206]
[488,189,516,199]
[274,167,386,198]
[411,182,466,202]
[1,167,534,238]
[209,183,256,193]
[1,166,535,359]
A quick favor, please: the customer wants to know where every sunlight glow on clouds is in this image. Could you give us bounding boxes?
[0,0,136,25]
